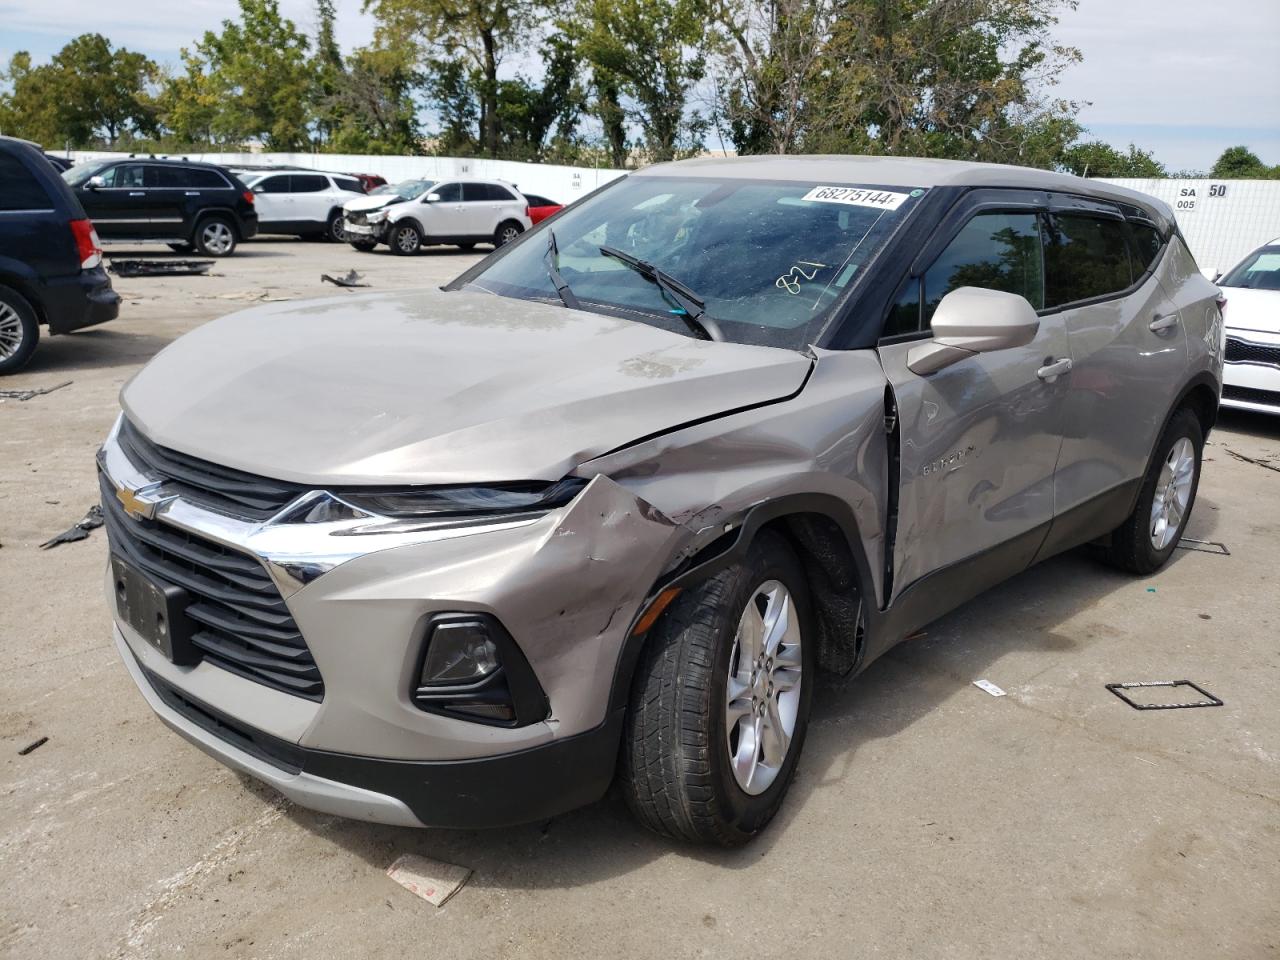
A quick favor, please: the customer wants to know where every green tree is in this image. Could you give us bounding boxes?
[1059,140,1164,178]
[173,0,317,150]
[570,0,709,163]
[329,43,423,153]
[365,0,537,157]
[312,0,347,144]
[495,36,586,159]
[1210,145,1279,179]
[0,36,158,147]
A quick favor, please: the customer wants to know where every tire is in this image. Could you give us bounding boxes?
[193,216,238,257]
[456,242,476,251]
[326,211,347,243]
[0,284,40,375]
[622,530,815,846]
[494,220,523,247]
[1104,407,1203,574]
[389,221,422,256]
[167,242,193,253]
[349,239,377,253]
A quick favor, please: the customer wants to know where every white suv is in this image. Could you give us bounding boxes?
[241,171,367,242]
[342,178,533,255]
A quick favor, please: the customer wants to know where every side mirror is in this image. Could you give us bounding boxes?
[86,175,106,190]
[424,193,441,203]
[906,287,1040,376]
[253,184,265,193]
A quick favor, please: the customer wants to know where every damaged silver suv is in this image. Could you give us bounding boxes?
[100,157,1223,845]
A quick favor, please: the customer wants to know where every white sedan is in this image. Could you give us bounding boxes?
[1217,237,1280,415]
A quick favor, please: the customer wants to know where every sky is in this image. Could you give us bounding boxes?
[2,0,1277,172]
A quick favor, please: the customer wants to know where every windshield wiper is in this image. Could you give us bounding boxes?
[598,245,724,342]
[546,229,580,310]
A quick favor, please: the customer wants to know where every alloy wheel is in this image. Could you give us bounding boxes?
[499,225,520,245]
[330,217,347,242]
[1150,436,1195,550]
[201,221,234,255]
[395,227,418,253]
[724,580,804,796]
[0,300,24,360]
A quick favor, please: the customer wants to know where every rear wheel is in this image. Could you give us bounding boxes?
[193,216,237,257]
[494,220,523,247]
[1104,407,1203,574]
[622,531,814,846]
[0,285,40,375]
[390,221,422,256]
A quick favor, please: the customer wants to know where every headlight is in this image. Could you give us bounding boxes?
[366,208,390,223]
[342,478,586,520]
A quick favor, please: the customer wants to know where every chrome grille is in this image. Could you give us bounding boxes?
[100,470,324,700]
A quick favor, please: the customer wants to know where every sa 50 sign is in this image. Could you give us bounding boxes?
[1175,183,1228,212]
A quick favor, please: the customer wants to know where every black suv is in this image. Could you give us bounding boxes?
[0,136,120,374]
[63,158,259,257]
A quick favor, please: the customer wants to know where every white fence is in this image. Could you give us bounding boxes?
[1098,178,1280,273]
[65,151,627,206]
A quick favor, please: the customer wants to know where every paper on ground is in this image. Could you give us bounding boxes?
[387,853,472,906]
[972,679,1007,697]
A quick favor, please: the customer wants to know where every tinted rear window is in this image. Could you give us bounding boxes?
[1045,214,1132,307]
[333,176,364,193]
[1125,222,1164,278]
[255,175,292,194]
[291,174,328,193]
[466,183,514,201]
[524,194,555,207]
[0,152,52,210]
[187,168,228,188]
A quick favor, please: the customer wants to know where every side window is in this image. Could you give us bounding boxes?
[291,174,328,193]
[255,175,292,194]
[1044,214,1133,307]
[433,182,462,202]
[883,278,924,338]
[1125,221,1164,278]
[488,185,516,201]
[333,176,363,193]
[155,166,194,188]
[0,153,52,210]
[104,164,147,188]
[921,212,1045,326]
[461,182,488,202]
[187,168,228,189]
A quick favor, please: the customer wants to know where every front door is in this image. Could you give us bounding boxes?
[421,181,467,237]
[80,162,154,238]
[288,173,331,228]
[250,174,294,230]
[876,206,1071,602]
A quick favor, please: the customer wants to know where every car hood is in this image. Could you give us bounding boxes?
[1222,287,1280,335]
[121,289,812,485]
[344,193,404,213]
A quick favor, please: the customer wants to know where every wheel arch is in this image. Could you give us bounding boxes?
[607,493,877,717]
[0,267,48,327]
[192,207,243,239]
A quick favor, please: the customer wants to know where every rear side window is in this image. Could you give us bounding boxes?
[155,167,195,188]
[1125,222,1164,278]
[0,152,52,210]
[464,183,514,201]
[1044,215,1132,307]
[291,174,328,193]
[333,176,363,193]
[187,168,228,189]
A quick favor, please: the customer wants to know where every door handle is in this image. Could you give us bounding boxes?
[129,191,145,197]
[1149,313,1179,333]
[1036,357,1072,380]
[185,191,200,196]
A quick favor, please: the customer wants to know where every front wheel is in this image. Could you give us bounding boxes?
[1104,407,1203,574]
[390,222,422,256]
[622,531,814,846]
[193,216,237,257]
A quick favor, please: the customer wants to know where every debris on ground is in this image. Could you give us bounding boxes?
[1224,448,1280,474]
[0,380,73,402]
[972,679,1007,697]
[18,736,49,756]
[386,854,472,907]
[1105,680,1223,710]
[195,290,291,302]
[1177,537,1231,556]
[321,269,370,288]
[39,505,103,549]
[109,259,214,277]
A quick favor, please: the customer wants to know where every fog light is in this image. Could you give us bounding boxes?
[420,620,501,686]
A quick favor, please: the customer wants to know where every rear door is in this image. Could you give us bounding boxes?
[288,173,331,228]
[460,182,501,236]
[876,193,1071,600]
[150,165,196,234]
[250,174,293,230]
[1042,198,1187,532]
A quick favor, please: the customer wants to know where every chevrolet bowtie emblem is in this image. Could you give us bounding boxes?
[115,481,173,521]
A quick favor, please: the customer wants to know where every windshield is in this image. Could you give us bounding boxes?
[388,179,436,201]
[1220,246,1280,290]
[62,160,112,186]
[465,175,926,350]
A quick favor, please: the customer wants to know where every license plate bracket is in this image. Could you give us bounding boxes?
[111,555,201,665]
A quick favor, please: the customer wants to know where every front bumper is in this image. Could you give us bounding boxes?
[42,266,120,334]
[1222,328,1280,414]
[116,626,625,828]
[343,219,387,241]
